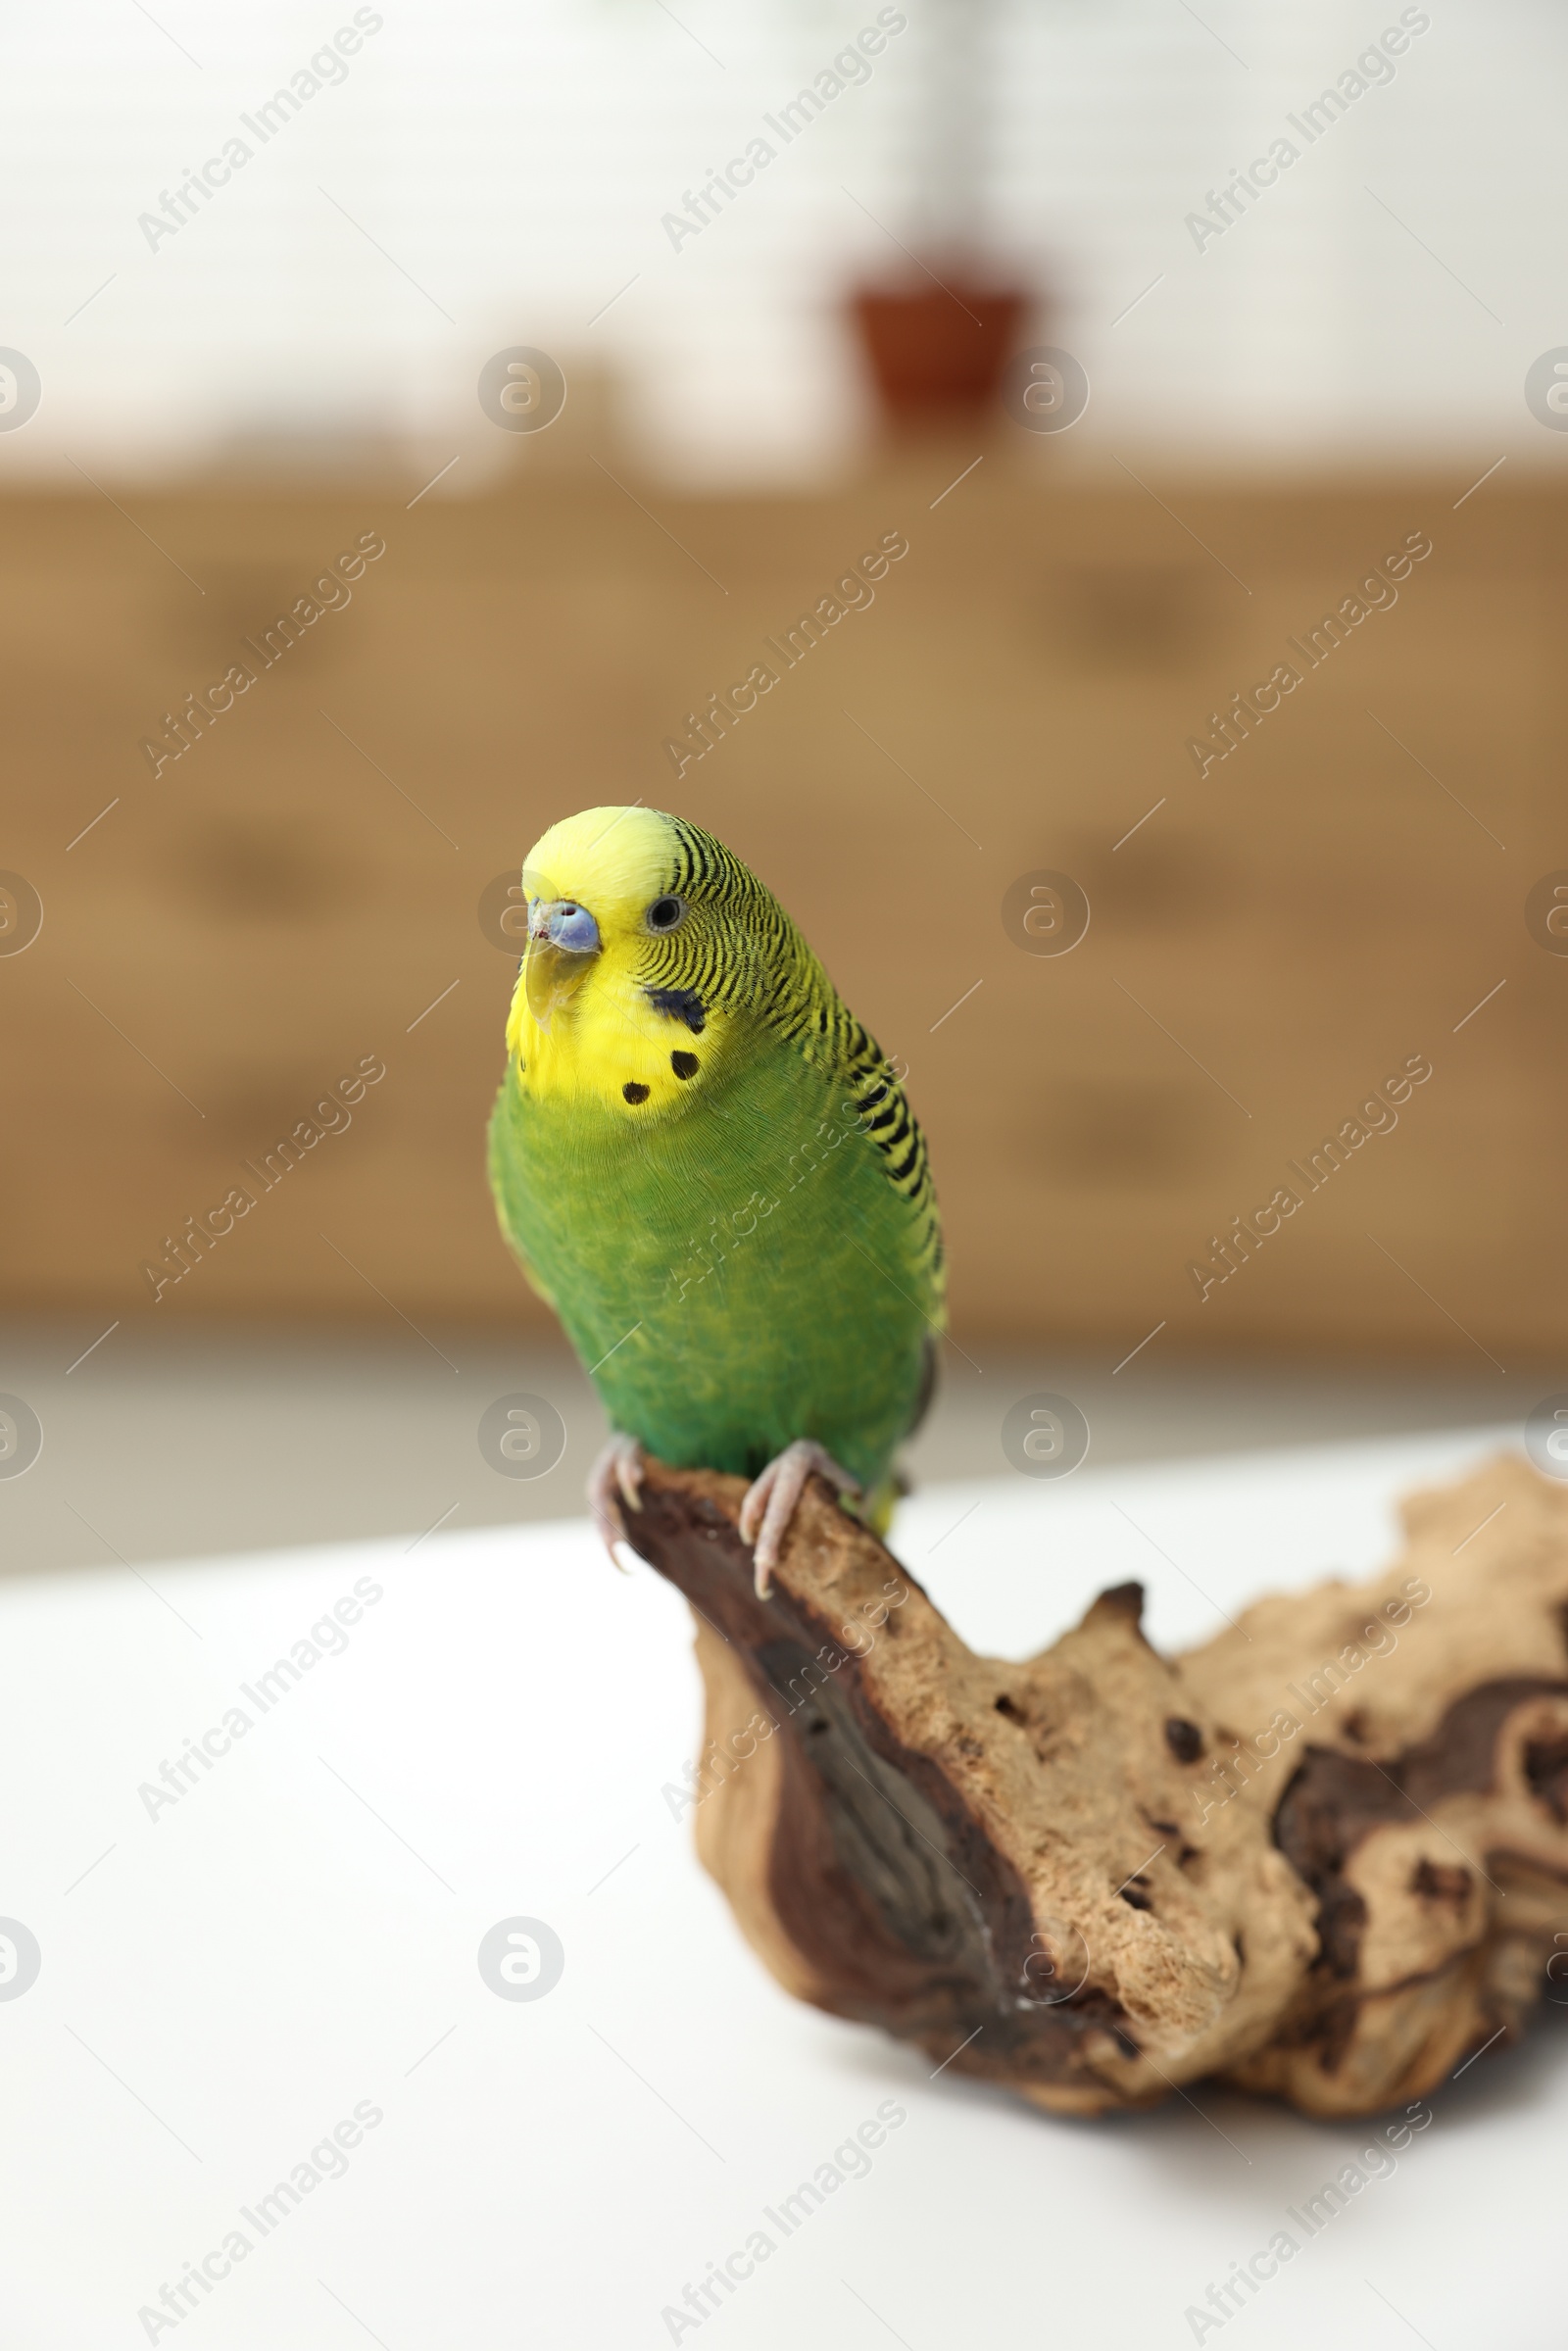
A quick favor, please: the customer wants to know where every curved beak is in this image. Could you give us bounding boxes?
[523,897,601,1031]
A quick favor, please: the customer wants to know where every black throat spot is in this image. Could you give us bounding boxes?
[645,986,706,1034]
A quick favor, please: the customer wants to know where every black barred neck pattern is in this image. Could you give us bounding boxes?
[652,818,944,1304]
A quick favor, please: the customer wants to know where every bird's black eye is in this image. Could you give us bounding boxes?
[647,895,685,932]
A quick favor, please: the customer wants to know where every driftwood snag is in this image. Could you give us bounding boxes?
[625,1454,1568,2119]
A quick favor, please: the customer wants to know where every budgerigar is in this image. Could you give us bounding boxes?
[486,807,944,1592]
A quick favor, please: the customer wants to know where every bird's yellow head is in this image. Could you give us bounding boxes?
[505,806,782,1116]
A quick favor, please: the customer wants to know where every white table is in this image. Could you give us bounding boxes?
[1,1426,1558,2348]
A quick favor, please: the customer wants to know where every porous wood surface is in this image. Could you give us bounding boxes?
[626,1454,1568,2118]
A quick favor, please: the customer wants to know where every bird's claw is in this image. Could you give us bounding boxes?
[588,1434,645,1572]
[740,1441,859,1599]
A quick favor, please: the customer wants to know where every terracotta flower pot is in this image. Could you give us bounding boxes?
[851,279,1029,426]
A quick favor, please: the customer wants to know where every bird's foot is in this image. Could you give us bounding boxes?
[739,1441,860,1599]
[588,1433,645,1570]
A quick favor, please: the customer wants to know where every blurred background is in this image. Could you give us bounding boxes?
[5,0,1566,1573]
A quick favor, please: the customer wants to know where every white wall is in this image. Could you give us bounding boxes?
[1,0,1556,484]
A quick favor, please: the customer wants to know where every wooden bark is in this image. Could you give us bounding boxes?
[624,1453,1568,2119]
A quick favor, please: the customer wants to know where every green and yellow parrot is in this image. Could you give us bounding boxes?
[486,806,944,1592]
